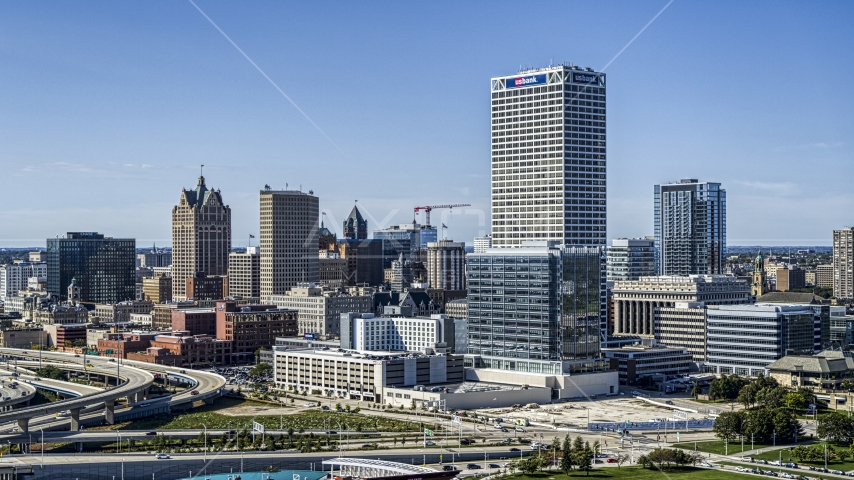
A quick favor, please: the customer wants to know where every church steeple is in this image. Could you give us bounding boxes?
[751,249,770,298]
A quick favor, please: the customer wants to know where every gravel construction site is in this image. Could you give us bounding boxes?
[471,396,711,430]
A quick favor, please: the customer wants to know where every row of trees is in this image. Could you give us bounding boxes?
[817,412,854,443]
[709,373,815,409]
[713,408,802,444]
[790,444,853,463]
[637,448,703,470]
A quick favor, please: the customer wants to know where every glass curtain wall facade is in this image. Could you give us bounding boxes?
[466,243,603,374]
[46,232,136,303]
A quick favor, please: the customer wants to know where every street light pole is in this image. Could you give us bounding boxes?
[202,424,207,466]
[39,428,43,469]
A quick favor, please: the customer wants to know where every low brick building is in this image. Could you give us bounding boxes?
[97,332,158,359]
[171,308,216,336]
[215,301,297,363]
[126,334,232,367]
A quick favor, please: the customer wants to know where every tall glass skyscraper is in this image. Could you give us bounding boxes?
[654,179,726,275]
[46,232,136,303]
[490,65,606,248]
[466,242,605,374]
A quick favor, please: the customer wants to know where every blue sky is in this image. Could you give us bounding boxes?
[0,1,851,248]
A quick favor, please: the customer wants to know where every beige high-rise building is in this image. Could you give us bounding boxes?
[834,228,854,300]
[426,240,465,291]
[171,175,231,301]
[816,264,834,287]
[228,246,260,298]
[260,188,319,301]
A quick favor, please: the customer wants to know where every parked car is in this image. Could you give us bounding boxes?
[155,453,170,459]
[606,459,618,463]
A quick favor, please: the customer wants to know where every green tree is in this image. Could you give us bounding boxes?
[614,452,629,468]
[691,382,702,399]
[573,447,592,476]
[72,339,87,348]
[250,362,272,376]
[817,412,854,443]
[784,392,807,411]
[756,387,786,409]
[560,434,573,473]
[36,365,66,381]
[713,411,745,442]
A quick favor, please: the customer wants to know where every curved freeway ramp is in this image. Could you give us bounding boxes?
[0,349,154,432]
[0,349,226,427]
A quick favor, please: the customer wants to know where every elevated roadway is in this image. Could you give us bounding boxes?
[0,350,154,432]
[0,349,226,433]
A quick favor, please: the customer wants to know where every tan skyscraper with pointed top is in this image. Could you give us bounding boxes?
[171,175,231,301]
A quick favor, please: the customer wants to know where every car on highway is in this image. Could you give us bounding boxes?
[509,448,520,452]
[155,454,170,459]
[606,459,618,463]
[33,377,40,381]
[325,430,337,435]
[665,400,674,405]
[2,397,9,401]
[515,427,525,432]
[442,465,457,471]
[304,402,317,407]
[501,439,510,444]
[500,427,508,432]
[425,441,436,446]
[460,438,472,445]
[139,403,151,407]
[466,464,481,470]
[488,464,500,469]
[190,390,199,395]
[108,358,116,362]
[179,370,186,373]
[145,431,157,436]
[321,405,330,410]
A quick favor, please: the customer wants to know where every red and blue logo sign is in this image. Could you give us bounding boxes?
[506,74,546,89]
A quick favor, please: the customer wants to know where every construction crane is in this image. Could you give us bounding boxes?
[413,204,471,227]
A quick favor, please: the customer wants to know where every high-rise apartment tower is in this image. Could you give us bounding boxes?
[171,175,231,300]
[490,65,606,247]
[654,179,726,275]
[260,188,319,300]
[833,227,854,301]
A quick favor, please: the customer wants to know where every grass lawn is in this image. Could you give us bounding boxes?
[749,443,854,472]
[506,467,745,479]
[672,440,775,456]
[91,397,421,432]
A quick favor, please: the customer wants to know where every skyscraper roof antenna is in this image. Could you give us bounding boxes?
[201,164,204,176]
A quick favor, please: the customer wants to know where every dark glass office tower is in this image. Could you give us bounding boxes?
[490,65,606,248]
[466,242,604,374]
[46,232,136,303]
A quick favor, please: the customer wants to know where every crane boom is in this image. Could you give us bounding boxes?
[413,203,471,227]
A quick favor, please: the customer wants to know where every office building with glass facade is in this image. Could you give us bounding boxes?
[704,304,814,376]
[46,232,136,303]
[467,242,605,368]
